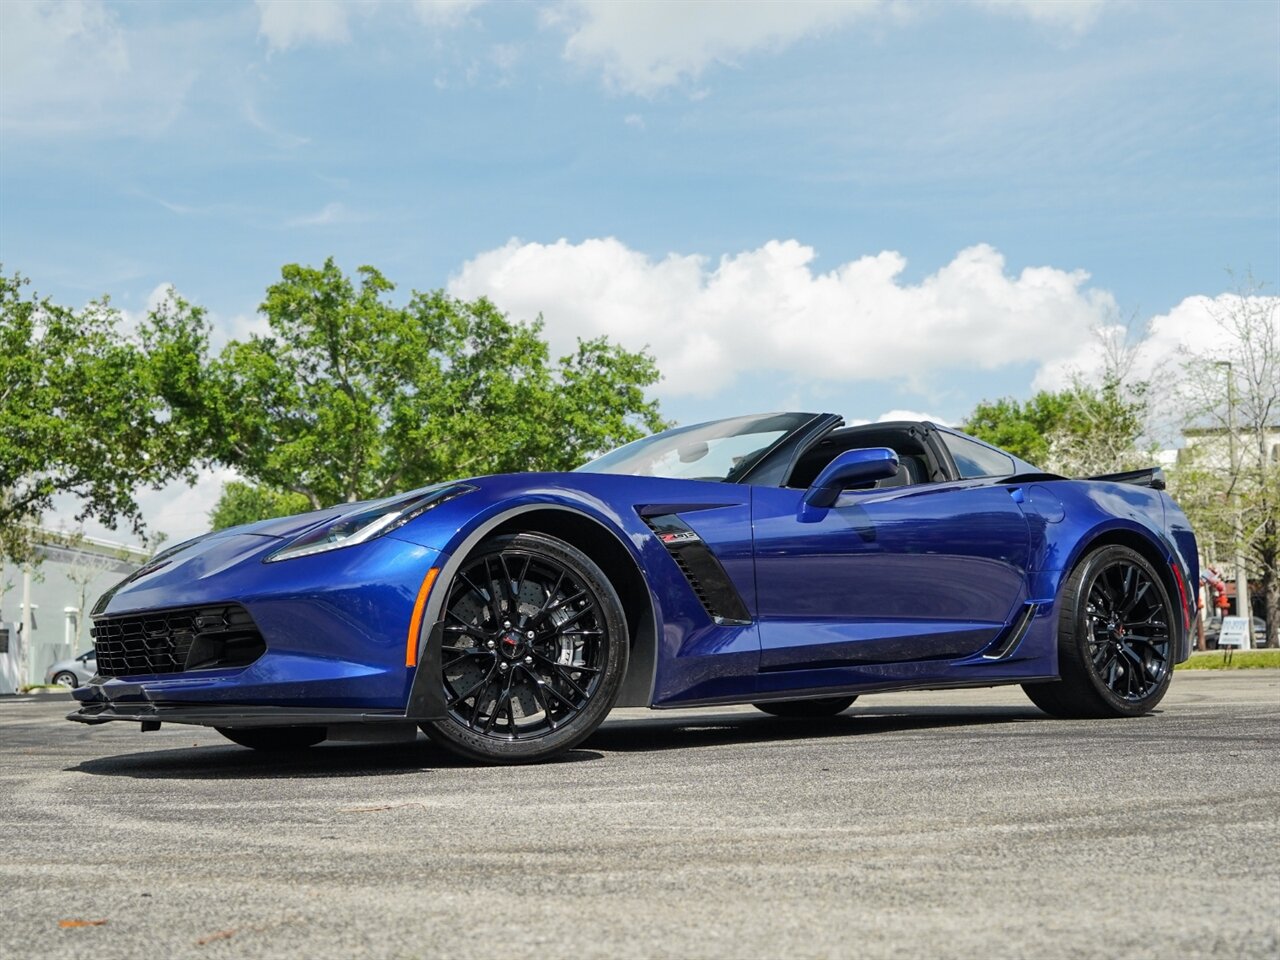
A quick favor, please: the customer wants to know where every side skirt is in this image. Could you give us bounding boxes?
[651,673,1059,710]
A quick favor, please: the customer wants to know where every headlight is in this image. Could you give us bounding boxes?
[264,483,475,563]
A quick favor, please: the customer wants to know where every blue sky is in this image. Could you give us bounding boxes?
[2,0,1278,540]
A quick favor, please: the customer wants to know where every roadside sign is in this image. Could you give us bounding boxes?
[1218,616,1251,650]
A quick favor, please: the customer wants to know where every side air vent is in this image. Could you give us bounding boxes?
[643,515,751,626]
[983,603,1038,660]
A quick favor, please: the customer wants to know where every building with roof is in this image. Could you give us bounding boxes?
[0,531,149,692]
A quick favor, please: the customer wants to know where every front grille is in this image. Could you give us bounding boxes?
[92,604,265,678]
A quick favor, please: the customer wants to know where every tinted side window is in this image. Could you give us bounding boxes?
[942,433,1015,479]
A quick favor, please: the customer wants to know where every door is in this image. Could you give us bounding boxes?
[752,480,1030,669]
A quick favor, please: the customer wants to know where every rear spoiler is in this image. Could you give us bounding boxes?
[1085,467,1166,490]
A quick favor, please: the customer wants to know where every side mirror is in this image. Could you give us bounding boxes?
[803,447,899,510]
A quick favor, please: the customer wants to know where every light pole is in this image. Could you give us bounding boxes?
[1214,360,1254,649]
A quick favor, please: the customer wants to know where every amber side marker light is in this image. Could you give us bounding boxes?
[406,567,441,667]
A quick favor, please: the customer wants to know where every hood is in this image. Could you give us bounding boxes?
[226,506,347,539]
[92,532,285,616]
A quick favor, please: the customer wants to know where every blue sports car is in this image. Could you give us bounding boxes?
[71,413,1199,764]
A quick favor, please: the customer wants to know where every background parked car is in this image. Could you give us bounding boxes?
[1202,616,1268,648]
[45,651,96,688]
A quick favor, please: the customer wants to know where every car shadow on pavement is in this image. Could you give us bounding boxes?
[68,740,603,780]
[585,705,1047,753]
[68,706,1047,779]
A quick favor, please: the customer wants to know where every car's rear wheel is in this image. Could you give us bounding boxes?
[215,727,327,751]
[1023,545,1175,718]
[52,671,79,688]
[420,533,628,764]
[753,696,857,718]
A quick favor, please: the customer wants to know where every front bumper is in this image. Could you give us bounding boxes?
[68,622,448,728]
[71,531,451,726]
[69,701,418,728]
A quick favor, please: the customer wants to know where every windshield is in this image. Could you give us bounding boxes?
[576,413,815,482]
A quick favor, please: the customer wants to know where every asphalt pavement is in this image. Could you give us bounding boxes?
[1,672,1277,960]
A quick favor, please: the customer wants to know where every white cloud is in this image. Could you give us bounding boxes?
[448,237,1119,399]
[255,0,357,52]
[255,0,484,51]
[1034,292,1280,395]
[553,0,1109,95]
[0,0,194,135]
[976,0,1106,37]
[878,409,952,426]
[412,0,485,27]
[557,0,885,96]
[285,201,352,227]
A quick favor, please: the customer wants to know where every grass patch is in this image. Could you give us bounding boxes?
[1176,649,1280,670]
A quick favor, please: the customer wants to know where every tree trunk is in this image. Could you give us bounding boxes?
[1265,559,1279,650]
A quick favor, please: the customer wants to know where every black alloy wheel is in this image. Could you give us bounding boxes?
[420,532,628,764]
[753,696,857,718]
[215,727,327,751]
[1024,544,1175,718]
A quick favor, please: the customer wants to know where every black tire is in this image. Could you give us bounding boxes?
[52,671,80,689]
[216,727,327,751]
[752,696,857,718]
[1023,545,1175,719]
[420,532,629,764]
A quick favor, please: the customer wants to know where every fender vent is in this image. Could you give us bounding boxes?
[643,515,751,626]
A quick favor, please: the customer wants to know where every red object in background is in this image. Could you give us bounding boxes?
[1216,593,1230,611]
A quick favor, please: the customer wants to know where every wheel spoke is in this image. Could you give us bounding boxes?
[440,548,606,743]
[1085,560,1171,702]
[537,589,587,620]
[482,679,512,735]
[441,644,490,659]
[520,666,558,730]
[456,572,493,615]
[448,662,498,708]
[1121,580,1152,617]
[443,623,485,639]
[529,571,566,622]
[481,557,507,625]
[550,602,596,632]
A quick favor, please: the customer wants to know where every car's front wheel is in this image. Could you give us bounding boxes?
[753,696,857,718]
[1023,545,1175,718]
[52,671,80,688]
[420,532,628,764]
[215,727,327,751]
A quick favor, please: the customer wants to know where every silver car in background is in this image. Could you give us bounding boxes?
[45,650,97,688]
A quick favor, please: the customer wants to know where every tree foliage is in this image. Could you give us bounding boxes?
[146,258,668,519]
[1168,276,1279,647]
[963,392,1070,466]
[0,270,190,565]
[963,379,1149,477]
[208,482,313,531]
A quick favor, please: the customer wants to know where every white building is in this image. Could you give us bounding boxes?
[0,531,148,692]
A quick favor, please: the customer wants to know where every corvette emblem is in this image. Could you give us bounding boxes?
[658,530,700,545]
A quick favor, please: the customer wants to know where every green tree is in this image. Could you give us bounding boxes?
[146,258,668,521]
[1169,276,1279,648]
[964,322,1152,476]
[963,392,1070,465]
[0,270,190,565]
[209,482,313,531]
